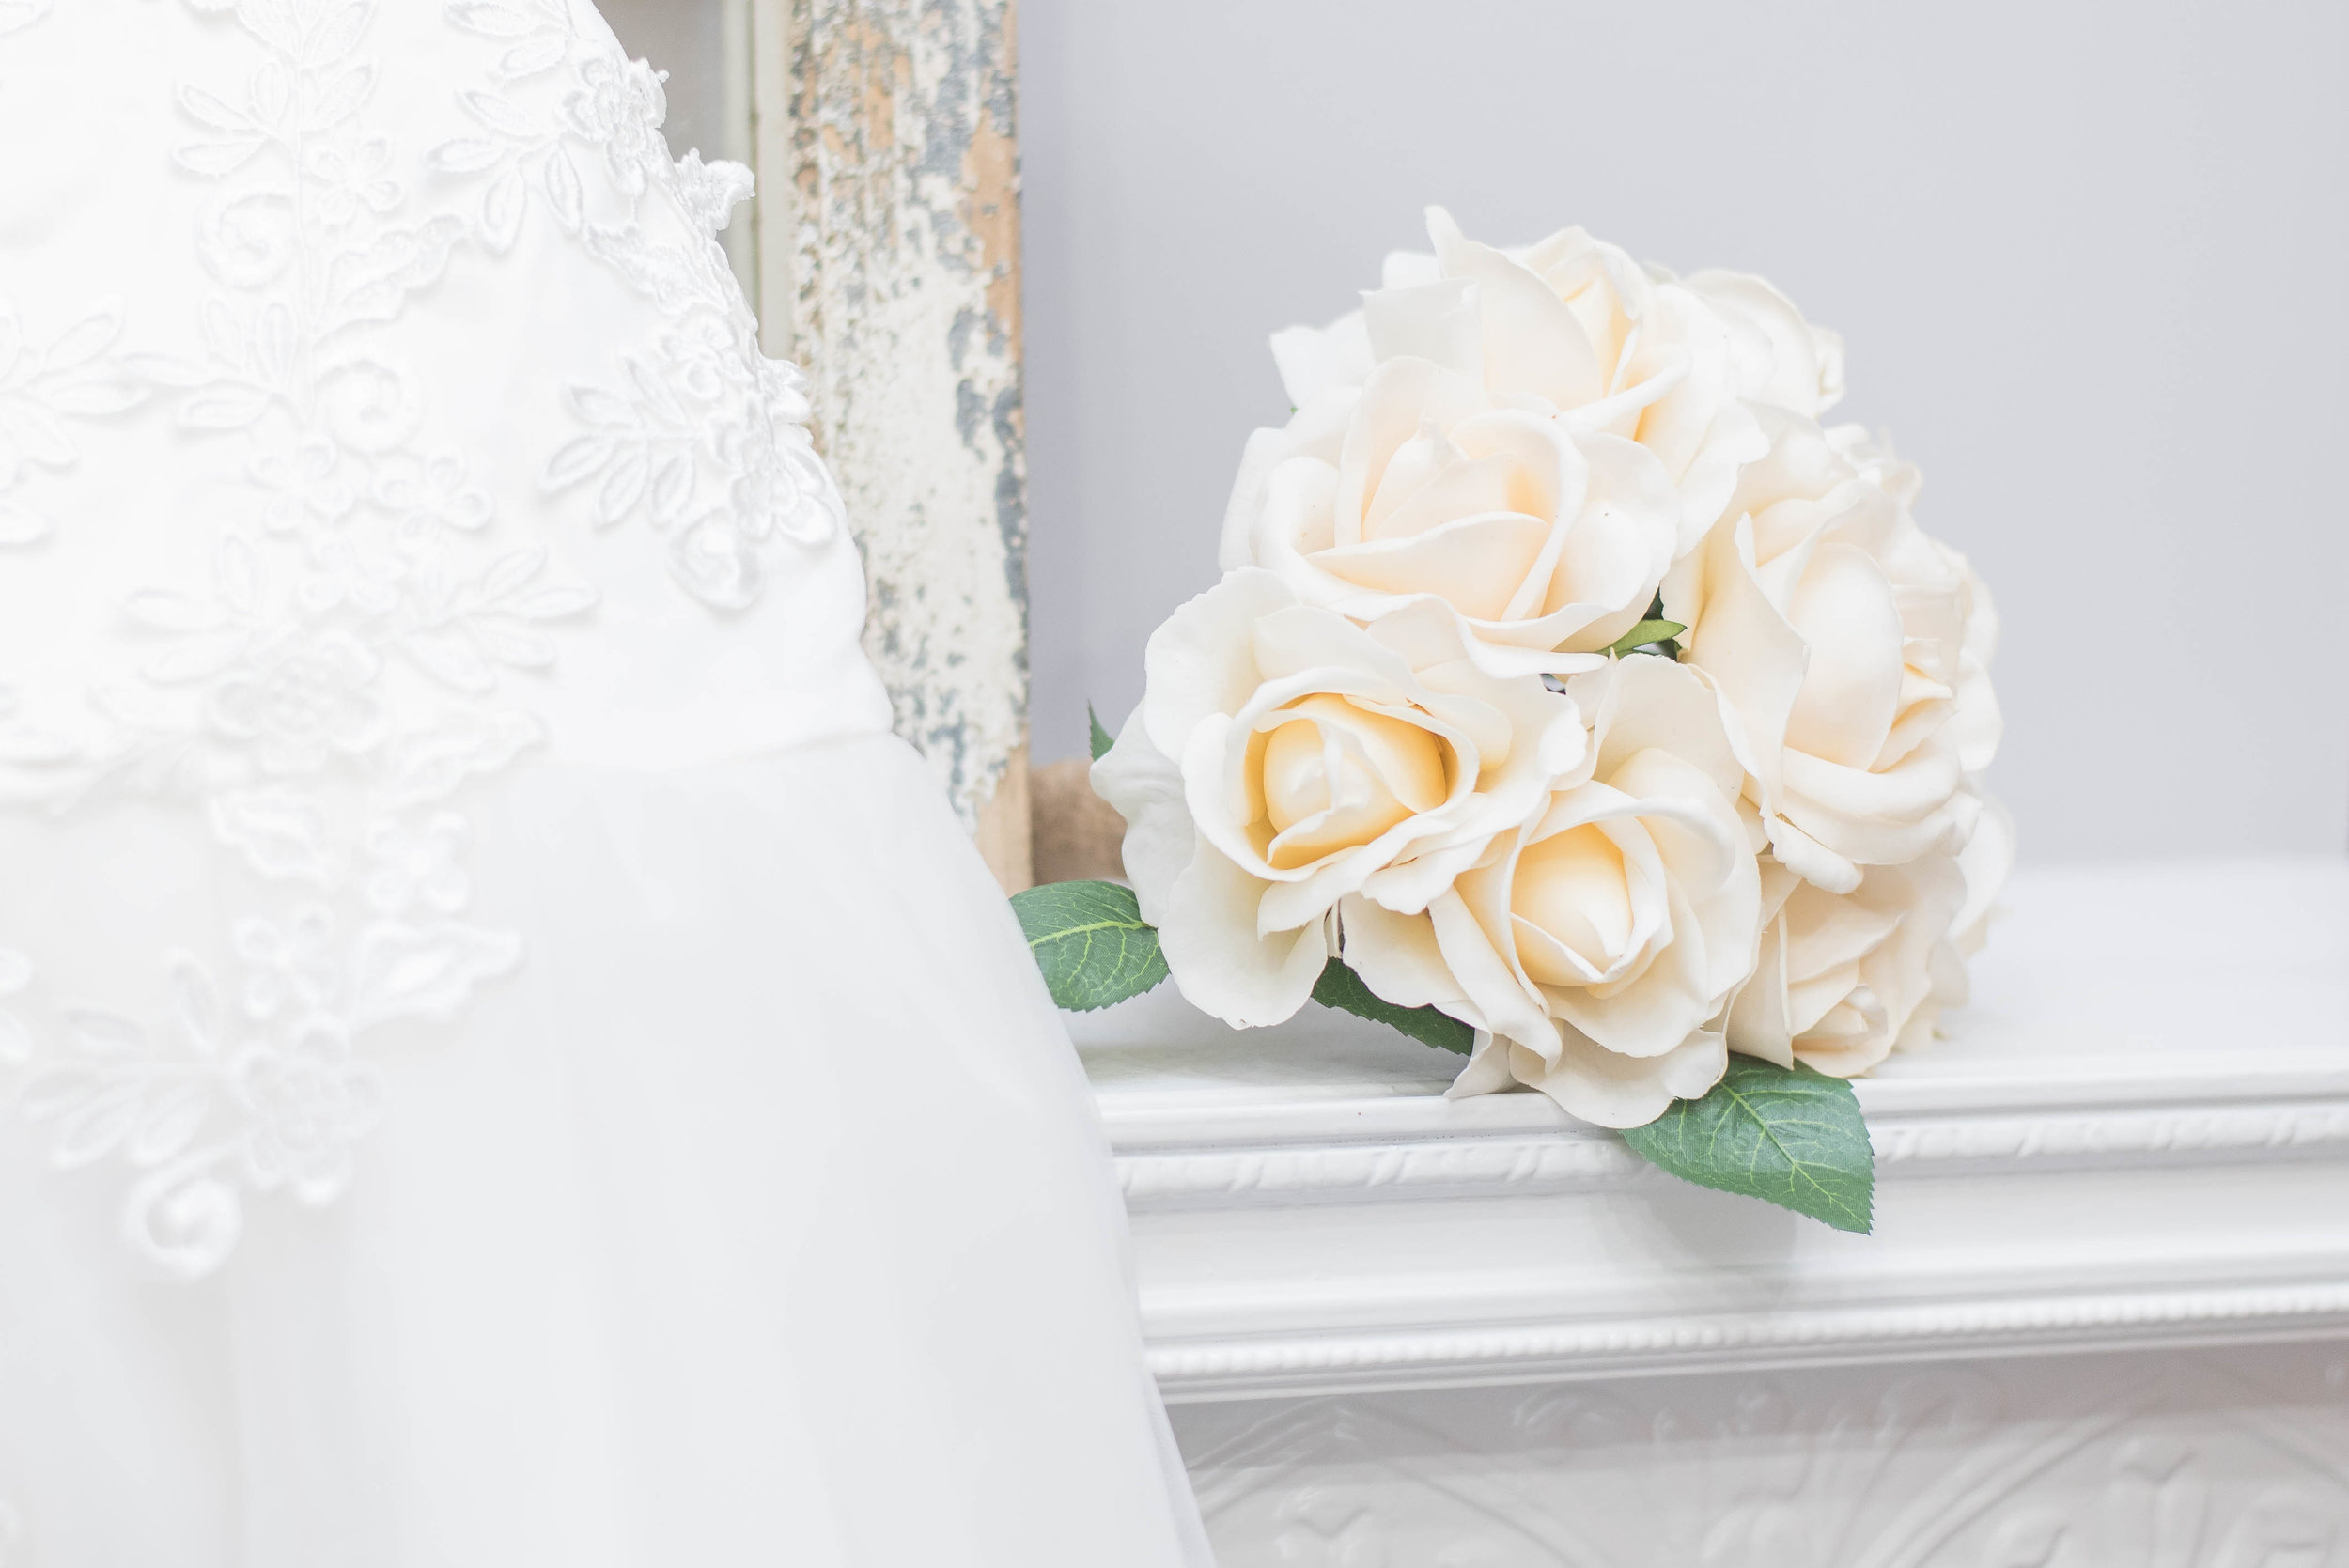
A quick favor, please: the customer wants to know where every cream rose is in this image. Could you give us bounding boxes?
[1339,655,1762,1127]
[1246,208,1844,554]
[1093,570,1587,1029]
[1728,855,1961,1077]
[1728,795,2013,1077]
[1221,351,1682,675]
[1664,410,2000,893]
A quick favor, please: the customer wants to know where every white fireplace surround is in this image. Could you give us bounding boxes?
[1078,858,2349,1562]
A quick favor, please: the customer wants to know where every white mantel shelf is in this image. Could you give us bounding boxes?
[1075,859,2349,1404]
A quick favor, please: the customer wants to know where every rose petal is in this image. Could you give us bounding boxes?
[1512,1024,1729,1130]
[1159,846,1329,1029]
[1361,277,1483,382]
[1338,893,1469,1014]
[1271,313,1375,409]
[1427,208,1607,410]
[1141,568,1297,763]
[1091,709,1193,926]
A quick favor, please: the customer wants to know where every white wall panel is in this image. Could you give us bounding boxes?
[1019,0,2349,862]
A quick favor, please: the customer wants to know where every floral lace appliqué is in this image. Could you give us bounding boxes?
[434,0,842,609]
[0,299,152,546]
[1,0,831,1278]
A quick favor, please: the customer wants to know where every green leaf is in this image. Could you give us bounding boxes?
[1622,1053,1875,1233]
[1088,703,1114,762]
[1311,959,1475,1056]
[1011,879,1168,1011]
[1602,618,1687,658]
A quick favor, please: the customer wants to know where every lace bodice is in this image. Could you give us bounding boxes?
[0,0,889,1277]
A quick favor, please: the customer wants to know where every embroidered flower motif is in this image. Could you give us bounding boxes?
[305,136,403,227]
[232,908,343,1024]
[230,1017,383,1206]
[363,814,471,917]
[544,337,835,606]
[374,453,494,545]
[294,533,403,619]
[561,55,668,196]
[207,634,388,774]
[731,359,836,547]
[253,437,359,535]
[671,149,754,235]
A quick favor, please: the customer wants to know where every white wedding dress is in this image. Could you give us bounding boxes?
[0,4,1210,1564]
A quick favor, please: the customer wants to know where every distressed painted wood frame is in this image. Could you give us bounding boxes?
[748,0,1032,890]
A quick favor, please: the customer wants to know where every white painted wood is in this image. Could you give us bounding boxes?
[1075,859,2349,1559]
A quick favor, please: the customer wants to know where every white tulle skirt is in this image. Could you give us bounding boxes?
[0,736,1208,1567]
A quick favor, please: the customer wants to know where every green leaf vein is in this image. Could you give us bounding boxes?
[1621,1053,1875,1233]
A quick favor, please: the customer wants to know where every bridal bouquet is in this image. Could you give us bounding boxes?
[1016,211,2007,1232]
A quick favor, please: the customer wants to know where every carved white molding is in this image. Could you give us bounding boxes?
[1081,861,2349,1403]
[1171,1344,2349,1567]
[1111,1058,2349,1400]
[1147,1281,2349,1396]
[1870,1099,2349,1170]
[1112,1087,2349,1210]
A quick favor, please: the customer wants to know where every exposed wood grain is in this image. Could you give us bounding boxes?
[751,0,1031,889]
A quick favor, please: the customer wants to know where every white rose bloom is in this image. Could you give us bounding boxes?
[1727,854,1963,1077]
[1340,655,1763,1127]
[1221,351,1682,677]
[1842,423,2003,800]
[1664,409,2001,893]
[1242,208,1844,555]
[1679,269,1847,427]
[1728,792,2015,1078]
[1093,570,1587,1030]
[1947,792,2014,961]
[1929,789,2015,1017]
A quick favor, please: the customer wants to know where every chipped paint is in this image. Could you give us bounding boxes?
[753,0,1027,837]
